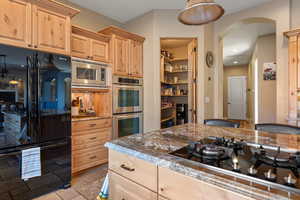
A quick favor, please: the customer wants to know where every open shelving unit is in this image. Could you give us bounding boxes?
[160,38,197,129]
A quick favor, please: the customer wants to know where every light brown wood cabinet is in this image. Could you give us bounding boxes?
[113,35,130,76]
[129,40,143,77]
[99,26,145,77]
[108,149,256,200]
[109,171,157,200]
[284,29,300,123]
[158,167,254,200]
[0,0,32,48]
[0,0,79,55]
[71,26,110,63]
[71,34,90,59]
[32,5,70,55]
[109,150,157,192]
[72,118,112,174]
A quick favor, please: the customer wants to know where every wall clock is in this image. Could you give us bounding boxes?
[206,51,214,68]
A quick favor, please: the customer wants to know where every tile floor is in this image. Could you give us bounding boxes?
[34,164,108,200]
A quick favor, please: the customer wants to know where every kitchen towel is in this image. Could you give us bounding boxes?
[97,174,109,200]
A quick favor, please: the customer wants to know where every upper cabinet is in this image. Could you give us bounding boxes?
[99,26,145,77]
[114,35,129,76]
[284,29,300,122]
[71,25,110,63]
[0,0,32,48]
[0,0,80,55]
[129,40,143,77]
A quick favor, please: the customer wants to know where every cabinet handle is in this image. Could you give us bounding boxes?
[34,45,38,48]
[120,164,135,172]
[87,56,90,59]
[89,156,97,160]
[89,124,97,127]
[28,44,32,47]
[89,137,97,140]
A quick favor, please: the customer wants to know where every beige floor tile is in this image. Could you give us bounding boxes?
[72,196,87,200]
[43,164,107,200]
[56,188,81,200]
[33,193,61,200]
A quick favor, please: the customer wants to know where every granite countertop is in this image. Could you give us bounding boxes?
[105,123,300,200]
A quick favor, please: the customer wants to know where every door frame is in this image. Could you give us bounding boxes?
[159,37,198,126]
[227,76,247,120]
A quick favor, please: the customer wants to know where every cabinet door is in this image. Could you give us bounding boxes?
[90,39,109,63]
[129,40,143,77]
[109,171,157,200]
[159,167,254,200]
[114,36,129,76]
[71,34,90,59]
[33,5,70,55]
[0,0,31,48]
[288,36,298,119]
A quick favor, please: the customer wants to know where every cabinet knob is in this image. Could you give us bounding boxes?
[28,44,32,47]
[87,56,90,59]
[160,188,164,192]
[34,45,38,48]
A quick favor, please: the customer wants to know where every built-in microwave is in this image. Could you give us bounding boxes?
[72,58,109,88]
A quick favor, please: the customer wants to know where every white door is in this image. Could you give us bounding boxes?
[228,76,247,120]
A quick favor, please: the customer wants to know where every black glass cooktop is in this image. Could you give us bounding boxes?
[169,136,300,194]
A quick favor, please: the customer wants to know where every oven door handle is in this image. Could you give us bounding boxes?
[115,114,142,120]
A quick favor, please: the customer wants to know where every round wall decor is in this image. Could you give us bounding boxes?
[206,51,214,68]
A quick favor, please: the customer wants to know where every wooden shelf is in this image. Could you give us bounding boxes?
[165,70,188,73]
[170,58,188,62]
[161,106,175,110]
[161,82,188,85]
[161,116,175,123]
[161,95,188,97]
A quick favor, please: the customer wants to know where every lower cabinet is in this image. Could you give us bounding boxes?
[72,118,112,174]
[109,171,157,200]
[108,150,255,200]
[158,167,254,200]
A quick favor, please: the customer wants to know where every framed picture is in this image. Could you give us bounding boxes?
[263,62,276,80]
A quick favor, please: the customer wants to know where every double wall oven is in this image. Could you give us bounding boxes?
[112,76,143,139]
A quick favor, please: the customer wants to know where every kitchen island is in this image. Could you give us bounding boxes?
[105,123,300,200]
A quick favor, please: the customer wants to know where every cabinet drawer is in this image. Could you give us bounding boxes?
[72,128,111,151]
[158,167,254,200]
[72,118,112,132]
[109,171,157,200]
[72,146,107,173]
[109,150,157,192]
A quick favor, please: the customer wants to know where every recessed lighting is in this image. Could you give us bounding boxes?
[233,61,239,64]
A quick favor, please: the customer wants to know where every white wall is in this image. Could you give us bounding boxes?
[213,0,290,123]
[250,34,277,123]
[126,10,214,132]
[291,0,300,29]
[56,0,124,31]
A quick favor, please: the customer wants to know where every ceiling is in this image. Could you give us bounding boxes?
[68,0,274,23]
[161,39,192,49]
[223,22,275,66]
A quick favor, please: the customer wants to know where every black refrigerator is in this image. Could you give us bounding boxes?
[0,44,72,200]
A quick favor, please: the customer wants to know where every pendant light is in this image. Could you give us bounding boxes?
[178,0,224,25]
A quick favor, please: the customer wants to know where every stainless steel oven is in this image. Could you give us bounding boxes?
[113,76,143,114]
[113,112,143,139]
[72,58,108,88]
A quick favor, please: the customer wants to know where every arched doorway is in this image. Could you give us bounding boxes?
[220,18,276,126]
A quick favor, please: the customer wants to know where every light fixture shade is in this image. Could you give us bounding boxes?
[178,0,224,25]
